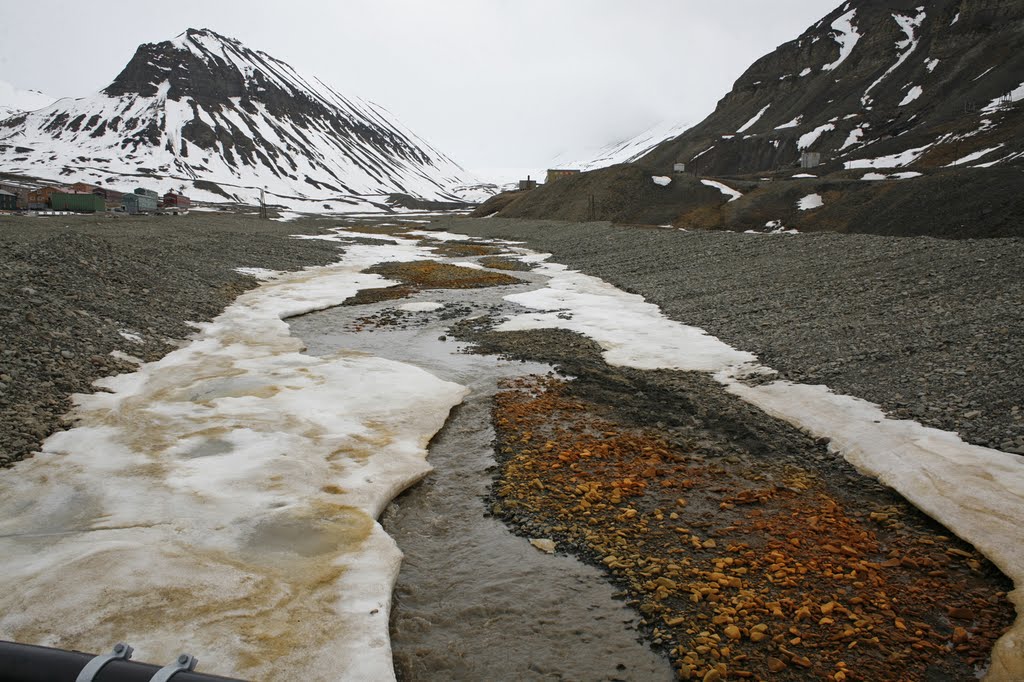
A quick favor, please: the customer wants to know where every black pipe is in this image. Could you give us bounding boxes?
[0,641,247,682]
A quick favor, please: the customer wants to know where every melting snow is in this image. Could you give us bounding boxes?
[982,82,1024,112]
[700,179,743,202]
[821,9,861,72]
[118,330,143,344]
[799,67,813,77]
[925,58,939,72]
[235,267,281,280]
[839,125,866,150]
[797,123,835,150]
[973,66,996,82]
[899,85,923,106]
[691,145,716,161]
[652,176,672,187]
[945,145,1005,167]
[797,193,824,210]
[861,8,927,105]
[737,104,770,133]
[792,173,817,178]
[775,115,803,130]
[0,235,468,680]
[844,143,933,169]
[398,301,444,312]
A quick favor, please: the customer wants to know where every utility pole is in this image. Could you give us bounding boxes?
[259,187,268,220]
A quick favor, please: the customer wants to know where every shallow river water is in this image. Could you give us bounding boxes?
[289,282,673,681]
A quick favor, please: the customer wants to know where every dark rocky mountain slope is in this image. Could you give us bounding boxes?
[479,0,1024,237]
[643,0,1024,174]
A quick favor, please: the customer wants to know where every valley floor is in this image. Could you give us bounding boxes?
[0,212,1021,680]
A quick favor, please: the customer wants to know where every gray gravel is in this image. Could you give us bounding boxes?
[439,217,1024,453]
[0,210,342,468]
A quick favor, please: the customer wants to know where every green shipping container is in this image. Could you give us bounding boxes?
[50,193,107,213]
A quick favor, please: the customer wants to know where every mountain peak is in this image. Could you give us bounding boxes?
[0,29,472,210]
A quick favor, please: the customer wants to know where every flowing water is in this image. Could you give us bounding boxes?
[290,283,673,681]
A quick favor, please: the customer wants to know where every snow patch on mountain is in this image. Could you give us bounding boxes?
[821,9,860,72]
[701,179,742,202]
[798,123,835,150]
[737,105,770,133]
[861,7,927,106]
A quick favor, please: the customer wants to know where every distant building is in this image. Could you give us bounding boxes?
[546,169,580,183]
[0,181,38,208]
[27,186,66,209]
[135,188,159,198]
[0,190,18,210]
[518,176,538,191]
[162,191,191,212]
[71,182,96,194]
[123,192,159,214]
[673,163,687,174]
[800,151,822,169]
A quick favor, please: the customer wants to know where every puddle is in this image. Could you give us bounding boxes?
[289,281,673,680]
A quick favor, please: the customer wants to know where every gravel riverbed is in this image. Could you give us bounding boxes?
[440,217,1024,454]
[0,210,342,467]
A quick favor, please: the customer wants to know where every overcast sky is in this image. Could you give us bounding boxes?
[0,1,838,172]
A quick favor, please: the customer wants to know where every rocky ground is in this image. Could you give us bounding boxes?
[440,217,1024,455]
[2,212,1020,680]
[0,209,342,467]
[451,324,1014,681]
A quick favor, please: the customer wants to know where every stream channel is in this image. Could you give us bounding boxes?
[288,262,673,681]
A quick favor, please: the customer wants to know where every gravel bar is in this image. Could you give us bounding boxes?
[440,217,1024,453]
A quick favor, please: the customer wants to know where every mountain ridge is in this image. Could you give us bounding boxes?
[0,28,477,211]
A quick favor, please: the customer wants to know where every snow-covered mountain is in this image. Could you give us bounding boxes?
[550,120,692,172]
[641,0,1024,174]
[0,29,476,210]
[0,80,56,120]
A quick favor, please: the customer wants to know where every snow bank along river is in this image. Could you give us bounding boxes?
[0,225,1021,680]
